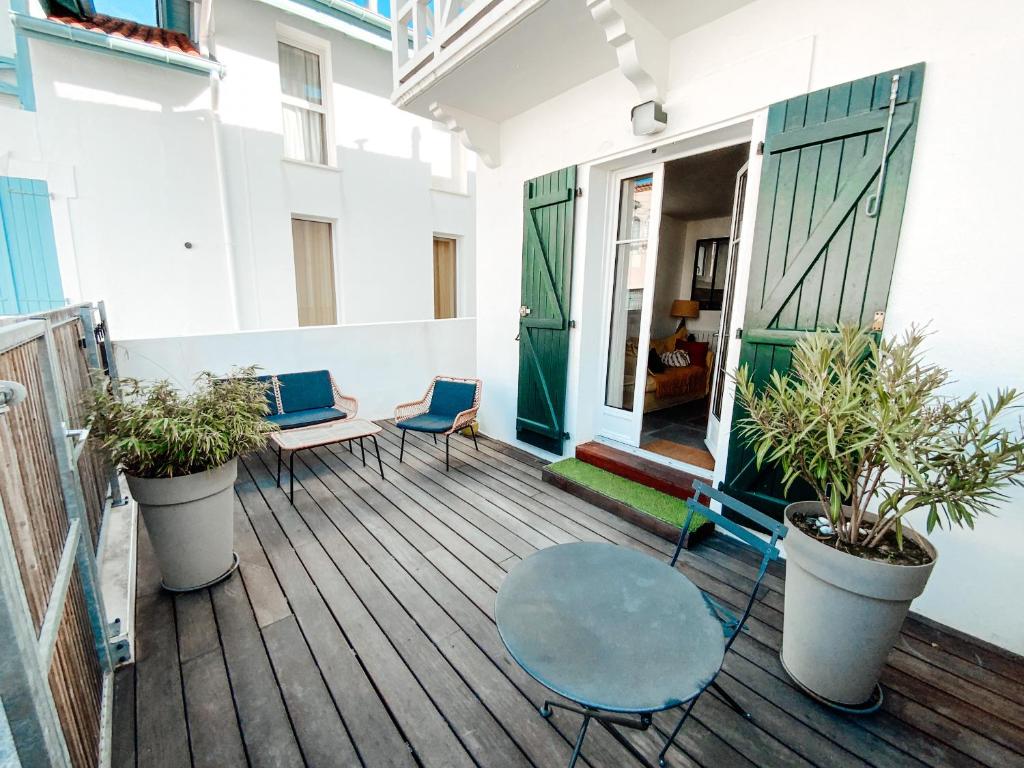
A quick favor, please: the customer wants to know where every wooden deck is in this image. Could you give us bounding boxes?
[112,422,1024,768]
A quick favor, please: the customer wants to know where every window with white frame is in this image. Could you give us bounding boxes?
[291,218,337,326]
[278,40,329,165]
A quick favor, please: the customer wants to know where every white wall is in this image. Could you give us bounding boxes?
[472,0,1024,651]
[113,317,476,420]
[213,0,476,330]
[0,0,475,338]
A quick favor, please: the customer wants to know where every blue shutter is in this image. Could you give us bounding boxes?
[0,177,65,314]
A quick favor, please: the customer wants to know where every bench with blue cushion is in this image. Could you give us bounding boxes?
[394,376,482,470]
[262,370,357,431]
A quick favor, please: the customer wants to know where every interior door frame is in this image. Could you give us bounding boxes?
[595,162,665,446]
[705,160,750,456]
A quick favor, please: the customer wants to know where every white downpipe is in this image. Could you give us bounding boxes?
[200,0,241,331]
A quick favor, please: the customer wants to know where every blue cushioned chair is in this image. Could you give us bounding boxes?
[394,376,481,471]
[261,370,358,430]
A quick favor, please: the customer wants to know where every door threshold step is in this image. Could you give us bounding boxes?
[575,441,705,501]
[541,442,714,548]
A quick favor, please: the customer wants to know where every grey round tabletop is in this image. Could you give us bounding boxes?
[495,542,726,713]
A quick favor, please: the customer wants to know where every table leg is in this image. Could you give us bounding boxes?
[360,437,366,466]
[372,436,384,479]
[276,444,282,488]
[568,715,590,768]
[289,450,295,504]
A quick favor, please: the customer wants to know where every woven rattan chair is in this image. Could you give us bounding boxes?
[394,376,481,470]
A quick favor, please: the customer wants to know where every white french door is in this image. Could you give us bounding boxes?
[596,164,665,446]
[705,162,749,455]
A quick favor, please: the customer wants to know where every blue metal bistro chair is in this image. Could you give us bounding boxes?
[657,480,788,766]
[394,376,481,470]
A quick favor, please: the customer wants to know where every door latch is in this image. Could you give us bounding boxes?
[519,305,532,317]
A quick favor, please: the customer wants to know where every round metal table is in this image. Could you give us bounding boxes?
[495,542,726,766]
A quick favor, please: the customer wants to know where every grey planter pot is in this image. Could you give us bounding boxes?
[781,501,937,708]
[127,459,238,592]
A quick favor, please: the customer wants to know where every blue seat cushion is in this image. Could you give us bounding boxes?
[397,413,455,433]
[277,370,334,413]
[428,380,476,418]
[267,407,347,430]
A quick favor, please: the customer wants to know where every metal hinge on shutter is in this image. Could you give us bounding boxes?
[756,141,764,156]
[575,187,583,198]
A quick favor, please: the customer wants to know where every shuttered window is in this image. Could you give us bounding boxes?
[279,41,329,165]
[433,236,457,319]
[291,218,337,326]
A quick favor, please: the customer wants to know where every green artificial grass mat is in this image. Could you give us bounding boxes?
[547,458,709,532]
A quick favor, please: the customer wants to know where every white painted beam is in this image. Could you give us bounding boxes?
[429,101,500,168]
[586,0,668,103]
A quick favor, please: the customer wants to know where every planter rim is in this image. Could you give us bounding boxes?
[127,458,238,506]
[784,500,937,602]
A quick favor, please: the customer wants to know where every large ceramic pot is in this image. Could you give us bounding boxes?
[127,459,238,591]
[781,501,937,707]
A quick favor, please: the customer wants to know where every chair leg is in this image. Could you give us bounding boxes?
[445,434,450,471]
[568,714,591,768]
[709,680,751,720]
[469,424,479,451]
[658,694,701,767]
[399,429,406,463]
[432,433,437,445]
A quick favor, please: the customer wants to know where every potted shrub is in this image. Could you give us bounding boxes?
[85,369,272,591]
[735,325,1024,709]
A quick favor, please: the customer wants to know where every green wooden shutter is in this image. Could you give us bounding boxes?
[0,177,64,315]
[722,63,925,520]
[516,166,576,455]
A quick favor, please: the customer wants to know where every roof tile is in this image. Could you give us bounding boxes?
[47,12,201,57]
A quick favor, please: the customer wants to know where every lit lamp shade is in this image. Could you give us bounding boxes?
[670,299,700,319]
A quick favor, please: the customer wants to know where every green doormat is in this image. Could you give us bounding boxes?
[546,458,711,538]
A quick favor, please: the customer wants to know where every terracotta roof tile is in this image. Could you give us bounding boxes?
[47,12,201,57]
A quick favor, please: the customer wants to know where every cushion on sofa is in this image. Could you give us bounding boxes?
[277,370,334,413]
[267,406,347,430]
[429,380,477,417]
[675,340,709,368]
[396,413,455,433]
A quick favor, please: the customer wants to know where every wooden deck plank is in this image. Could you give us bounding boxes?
[234,483,416,768]
[262,615,362,768]
[113,427,1024,768]
[209,572,304,768]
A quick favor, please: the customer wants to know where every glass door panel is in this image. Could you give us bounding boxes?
[604,174,654,411]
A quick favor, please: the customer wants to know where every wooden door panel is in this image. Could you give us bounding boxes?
[723,64,925,519]
[516,166,576,454]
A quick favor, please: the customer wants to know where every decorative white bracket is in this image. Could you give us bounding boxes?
[429,101,501,169]
[586,0,668,103]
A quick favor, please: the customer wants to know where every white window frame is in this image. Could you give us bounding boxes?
[277,25,337,168]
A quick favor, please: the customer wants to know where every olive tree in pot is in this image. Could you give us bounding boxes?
[735,325,1024,710]
[85,370,272,591]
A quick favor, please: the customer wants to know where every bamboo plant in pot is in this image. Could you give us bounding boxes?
[735,325,1024,710]
[86,370,272,591]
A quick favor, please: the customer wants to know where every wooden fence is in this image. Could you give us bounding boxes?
[0,302,121,768]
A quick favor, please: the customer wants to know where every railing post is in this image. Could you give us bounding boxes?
[37,319,115,676]
[96,301,120,396]
[0,496,72,768]
[78,305,125,509]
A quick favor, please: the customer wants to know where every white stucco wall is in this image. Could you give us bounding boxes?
[212,0,476,330]
[472,0,1024,651]
[0,0,475,337]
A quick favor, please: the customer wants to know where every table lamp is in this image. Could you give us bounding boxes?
[670,299,700,334]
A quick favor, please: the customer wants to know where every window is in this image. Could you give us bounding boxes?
[432,236,457,319]
[291,218,337,326]
[279,40,329,165]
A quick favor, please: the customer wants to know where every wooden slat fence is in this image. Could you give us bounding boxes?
[0,302,119,768]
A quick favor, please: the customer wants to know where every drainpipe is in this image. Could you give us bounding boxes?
[199,0,242,331]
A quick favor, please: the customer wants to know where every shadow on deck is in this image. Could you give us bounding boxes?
[112,422,1024,768]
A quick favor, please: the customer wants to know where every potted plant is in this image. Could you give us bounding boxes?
[85,369,272,591]
[735,325,1024,709]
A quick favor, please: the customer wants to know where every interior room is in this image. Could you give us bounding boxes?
[640,143,749,468]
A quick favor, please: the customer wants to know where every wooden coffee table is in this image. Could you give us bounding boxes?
[269,418,384,502]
